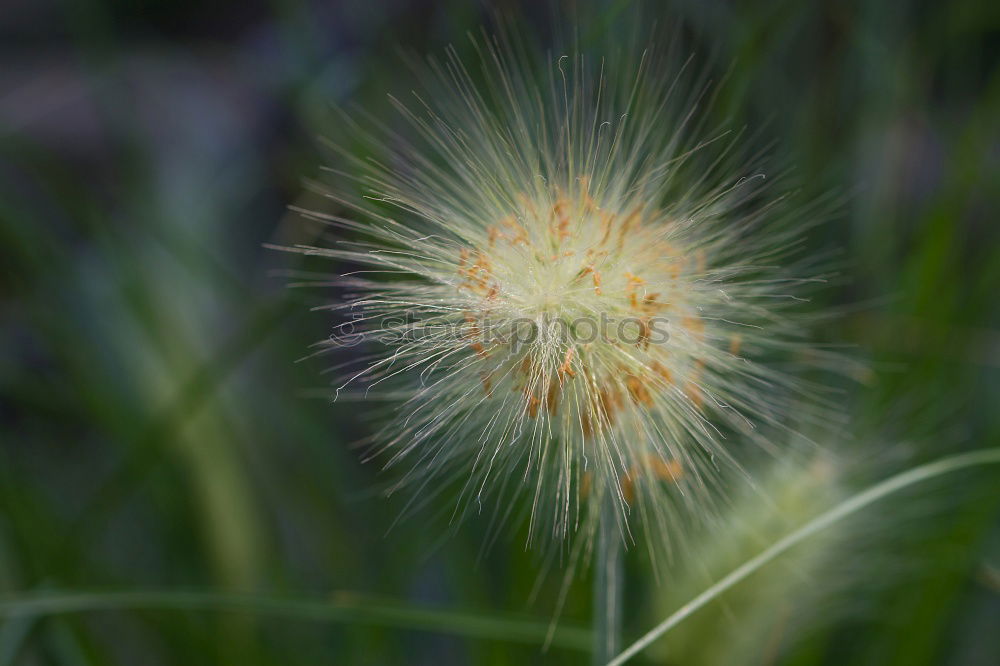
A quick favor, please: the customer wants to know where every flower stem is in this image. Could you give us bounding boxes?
[592,500,623,665]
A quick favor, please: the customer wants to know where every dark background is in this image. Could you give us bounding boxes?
[1,0,998,664]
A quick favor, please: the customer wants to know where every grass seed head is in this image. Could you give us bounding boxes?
[286,30,833,555]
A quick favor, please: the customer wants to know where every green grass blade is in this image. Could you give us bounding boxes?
[608,449,1000,666]
[0,590,592,651]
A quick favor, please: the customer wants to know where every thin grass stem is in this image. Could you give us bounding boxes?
[0,590,592,651]
[608,448,1000,665]
[593,500,624,664]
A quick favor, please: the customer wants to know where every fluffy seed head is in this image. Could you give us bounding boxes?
[285,33,828,554]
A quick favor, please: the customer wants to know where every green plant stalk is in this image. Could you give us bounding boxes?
[593,500,624,664]
[0,590,592,651]
[608,448,1000,666]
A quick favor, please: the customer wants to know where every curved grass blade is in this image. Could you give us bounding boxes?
[608,448,1000,665]
[0,590,592,651]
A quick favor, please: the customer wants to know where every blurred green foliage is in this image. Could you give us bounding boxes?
[1,0,998,664]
